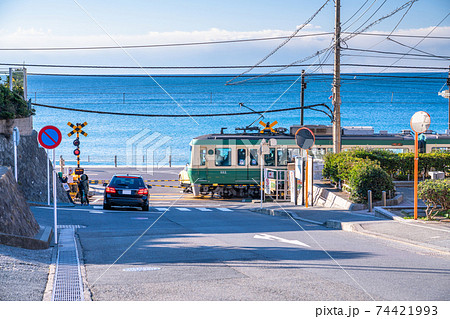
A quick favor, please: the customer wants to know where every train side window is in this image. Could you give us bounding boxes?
[200,148,206,166]
[237,149,246,166]
[264,148,276,166]
[215,148,231,166]
[250,149,258,166]
[288,148,299,162]
[277,148,288,166]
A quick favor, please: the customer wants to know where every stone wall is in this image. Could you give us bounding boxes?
[0,167,40,237]
[0,129,69,203]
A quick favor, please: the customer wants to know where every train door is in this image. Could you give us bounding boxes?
[237,148,247,182]
[205,147,214,182]
[197,147,208,181]
[248,148,260,183]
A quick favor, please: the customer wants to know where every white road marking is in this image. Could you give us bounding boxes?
[217,208,232,211]
[89,210,104,214]
[176,207,191,211]
[253,233,311,248]
[154,207,169,211]
[197,207,212,211]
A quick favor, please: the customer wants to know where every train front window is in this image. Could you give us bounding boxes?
[200,148,206,165]
[215,148,231,166]
[277,148,288,166]
[250,149,258,166]
[238,149,246,166]
[264,148,275,166]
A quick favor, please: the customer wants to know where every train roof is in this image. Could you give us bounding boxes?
[190,126,450,146]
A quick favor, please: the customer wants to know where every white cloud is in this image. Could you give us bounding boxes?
[0,26,448,74]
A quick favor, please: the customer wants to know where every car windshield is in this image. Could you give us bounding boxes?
[109,176,145,188]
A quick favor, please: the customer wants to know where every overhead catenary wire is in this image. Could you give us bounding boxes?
[31,102,330,117]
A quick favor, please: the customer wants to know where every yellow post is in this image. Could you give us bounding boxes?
[414,132,418,220]
[77,131,80,168]
[305,150,309,208]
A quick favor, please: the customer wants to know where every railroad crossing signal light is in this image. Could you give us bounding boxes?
[74,148,80,156]
[73,138,80,147]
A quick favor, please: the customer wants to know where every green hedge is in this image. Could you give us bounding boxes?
[348,161,395,203]
[0,86,33,119]
[418,179,450,219]
[323,149,395,203]
[324,148,450,183]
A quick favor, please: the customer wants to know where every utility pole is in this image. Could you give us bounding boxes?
[300,70,306,125]
[447,65,450,132]
[332,0,342,153]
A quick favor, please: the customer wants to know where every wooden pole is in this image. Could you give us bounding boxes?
[332,0,342,154]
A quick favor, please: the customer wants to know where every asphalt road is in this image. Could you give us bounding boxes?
[32,203,450,301]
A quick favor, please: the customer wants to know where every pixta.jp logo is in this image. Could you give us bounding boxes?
[126,129,172,174]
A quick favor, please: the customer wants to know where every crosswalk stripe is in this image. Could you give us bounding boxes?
[154,207,169,211]
[217,208,232,211]
[196,207,212,211]
[176,207,191,211]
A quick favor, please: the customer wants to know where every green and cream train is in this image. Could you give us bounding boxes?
[180,125,450,197]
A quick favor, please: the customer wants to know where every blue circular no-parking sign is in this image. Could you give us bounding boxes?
[38,125,62,149]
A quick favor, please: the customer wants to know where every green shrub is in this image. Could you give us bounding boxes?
[348,161,395,203]
[417,179,450,219]
[323,151,379,183]
[0,85,34,120]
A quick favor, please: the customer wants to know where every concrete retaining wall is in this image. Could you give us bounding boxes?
[0,117,33,136]
[312,184,403,211]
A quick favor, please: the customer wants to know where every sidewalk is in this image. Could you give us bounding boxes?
[249,202,450,255]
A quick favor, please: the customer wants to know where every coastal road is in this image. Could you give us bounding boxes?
[32,204,450,301]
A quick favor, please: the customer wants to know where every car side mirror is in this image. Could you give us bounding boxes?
[103,183,108,187]
[147,185,152,189]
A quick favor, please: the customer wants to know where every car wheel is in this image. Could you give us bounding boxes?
[142,203,149,211]
[103,202,111,210]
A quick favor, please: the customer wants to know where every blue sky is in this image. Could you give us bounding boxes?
[1,0,449,74]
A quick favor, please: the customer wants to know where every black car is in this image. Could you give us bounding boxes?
[103,175,151,210]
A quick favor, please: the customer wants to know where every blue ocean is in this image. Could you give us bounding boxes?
[27,73,448,166]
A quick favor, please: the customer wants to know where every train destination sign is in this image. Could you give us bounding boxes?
[295,127,315,150]
[38,125,62,150]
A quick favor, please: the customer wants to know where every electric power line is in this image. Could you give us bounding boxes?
[0,31,448,51]
[3,61,444,70]
[225,0,331,85]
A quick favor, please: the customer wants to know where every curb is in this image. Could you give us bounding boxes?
[28,201,76,207]
[0,225,53,250]
[42,243,58,301]
[374,207,405,221]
